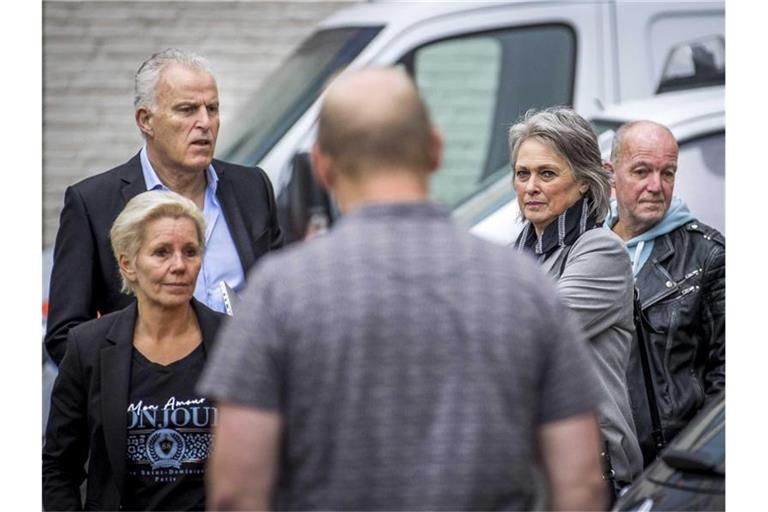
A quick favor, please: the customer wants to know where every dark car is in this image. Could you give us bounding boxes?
[613,394,725,511]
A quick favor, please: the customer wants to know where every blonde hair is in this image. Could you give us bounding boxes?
[110,190,206,294]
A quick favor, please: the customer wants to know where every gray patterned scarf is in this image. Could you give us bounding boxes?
[514,196,601,258]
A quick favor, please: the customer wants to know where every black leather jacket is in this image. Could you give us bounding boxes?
[627,220,725,464]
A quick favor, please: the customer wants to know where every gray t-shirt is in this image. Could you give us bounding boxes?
[198,202,603,511]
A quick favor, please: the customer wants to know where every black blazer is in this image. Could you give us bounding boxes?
[42,300,226,511]
[45,153,283,365]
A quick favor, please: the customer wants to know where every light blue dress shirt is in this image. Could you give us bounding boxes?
[140,146,244,314]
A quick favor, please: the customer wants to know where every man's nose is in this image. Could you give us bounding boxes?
[195,107,212,130]
[646,171,662,192]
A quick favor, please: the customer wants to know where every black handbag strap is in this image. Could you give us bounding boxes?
[632,286,666,453]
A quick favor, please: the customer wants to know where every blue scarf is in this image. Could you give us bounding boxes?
[604,196,695,276]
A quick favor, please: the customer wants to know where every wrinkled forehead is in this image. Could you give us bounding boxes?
[513,135,569,169]
[157,63,218,93]
[140,214,204,247]
[621,126,678,163]
[517,136,567,161]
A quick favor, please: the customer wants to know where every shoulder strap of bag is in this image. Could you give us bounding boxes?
[633,286,667,455]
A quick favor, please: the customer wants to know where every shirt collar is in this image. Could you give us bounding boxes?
[139,145,219,200]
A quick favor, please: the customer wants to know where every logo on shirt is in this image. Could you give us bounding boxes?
[126,396,217,479]
[146,428,186,469]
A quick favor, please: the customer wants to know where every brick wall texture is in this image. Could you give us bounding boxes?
[43,0,359,248]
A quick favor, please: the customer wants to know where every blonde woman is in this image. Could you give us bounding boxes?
[43,191,225,511]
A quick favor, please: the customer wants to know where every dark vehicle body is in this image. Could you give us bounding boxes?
[614,394,725,511]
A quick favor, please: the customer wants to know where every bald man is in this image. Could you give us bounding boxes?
[198,68,608,510]
[605,121,725,464]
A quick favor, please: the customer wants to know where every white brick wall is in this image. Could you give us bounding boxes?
[43,0,359,248]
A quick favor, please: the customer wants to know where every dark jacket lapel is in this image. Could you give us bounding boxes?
[100,302,137,496]
[213,163,255,273]
[119,152,148,204]
[638,234,678,308]
[191,298,224,353]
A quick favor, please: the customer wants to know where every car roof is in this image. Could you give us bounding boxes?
[319,1,553,29]
[592,86,724,146]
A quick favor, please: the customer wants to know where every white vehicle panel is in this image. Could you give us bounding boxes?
[469,201,523,247]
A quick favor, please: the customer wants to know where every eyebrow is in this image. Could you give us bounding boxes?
[173,99,219,106]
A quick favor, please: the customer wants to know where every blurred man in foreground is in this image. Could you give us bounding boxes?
[199,68,608,511]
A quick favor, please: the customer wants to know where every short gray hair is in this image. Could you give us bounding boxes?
[110,190,206,295]
[508,106,611,222]
[134,48,214,111]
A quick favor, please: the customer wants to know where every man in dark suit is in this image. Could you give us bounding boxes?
[45,48,283,365]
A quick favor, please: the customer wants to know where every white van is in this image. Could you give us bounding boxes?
[216,0,725,242]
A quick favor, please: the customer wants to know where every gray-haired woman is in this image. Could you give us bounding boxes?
[43,191,225,511]
[509,107,642,493]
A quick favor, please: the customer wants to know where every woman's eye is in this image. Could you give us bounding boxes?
[153,249,168,257]
[515,170,529,180]
[541,169,557,179]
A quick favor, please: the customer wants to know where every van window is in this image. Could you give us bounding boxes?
[407,24,575,207]
[657,37,725,93]
[218,26,382,166]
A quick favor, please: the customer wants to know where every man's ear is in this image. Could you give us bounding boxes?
[310,142,334,191]
[118,254,137,285]
[426,128,444,175]
[135,107,153,138]
[603,160,616,188]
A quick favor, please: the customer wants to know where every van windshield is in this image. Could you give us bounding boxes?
[217,26,383,166]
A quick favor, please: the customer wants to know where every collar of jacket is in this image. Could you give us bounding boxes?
[635,232,685,309]
[100,298,220,497]
[605,196,695,276]
[515,196,601,257]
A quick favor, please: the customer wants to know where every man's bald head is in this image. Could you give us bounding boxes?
[316,67,437,177]
[610,120,678,165]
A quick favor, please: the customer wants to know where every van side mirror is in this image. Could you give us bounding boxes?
[276,151,335,245]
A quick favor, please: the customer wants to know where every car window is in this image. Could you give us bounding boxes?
[674,131,725,234]
[218,26,383,166]
[414,37,501,207]
[657,36,725,93]
[408,24,575,208]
